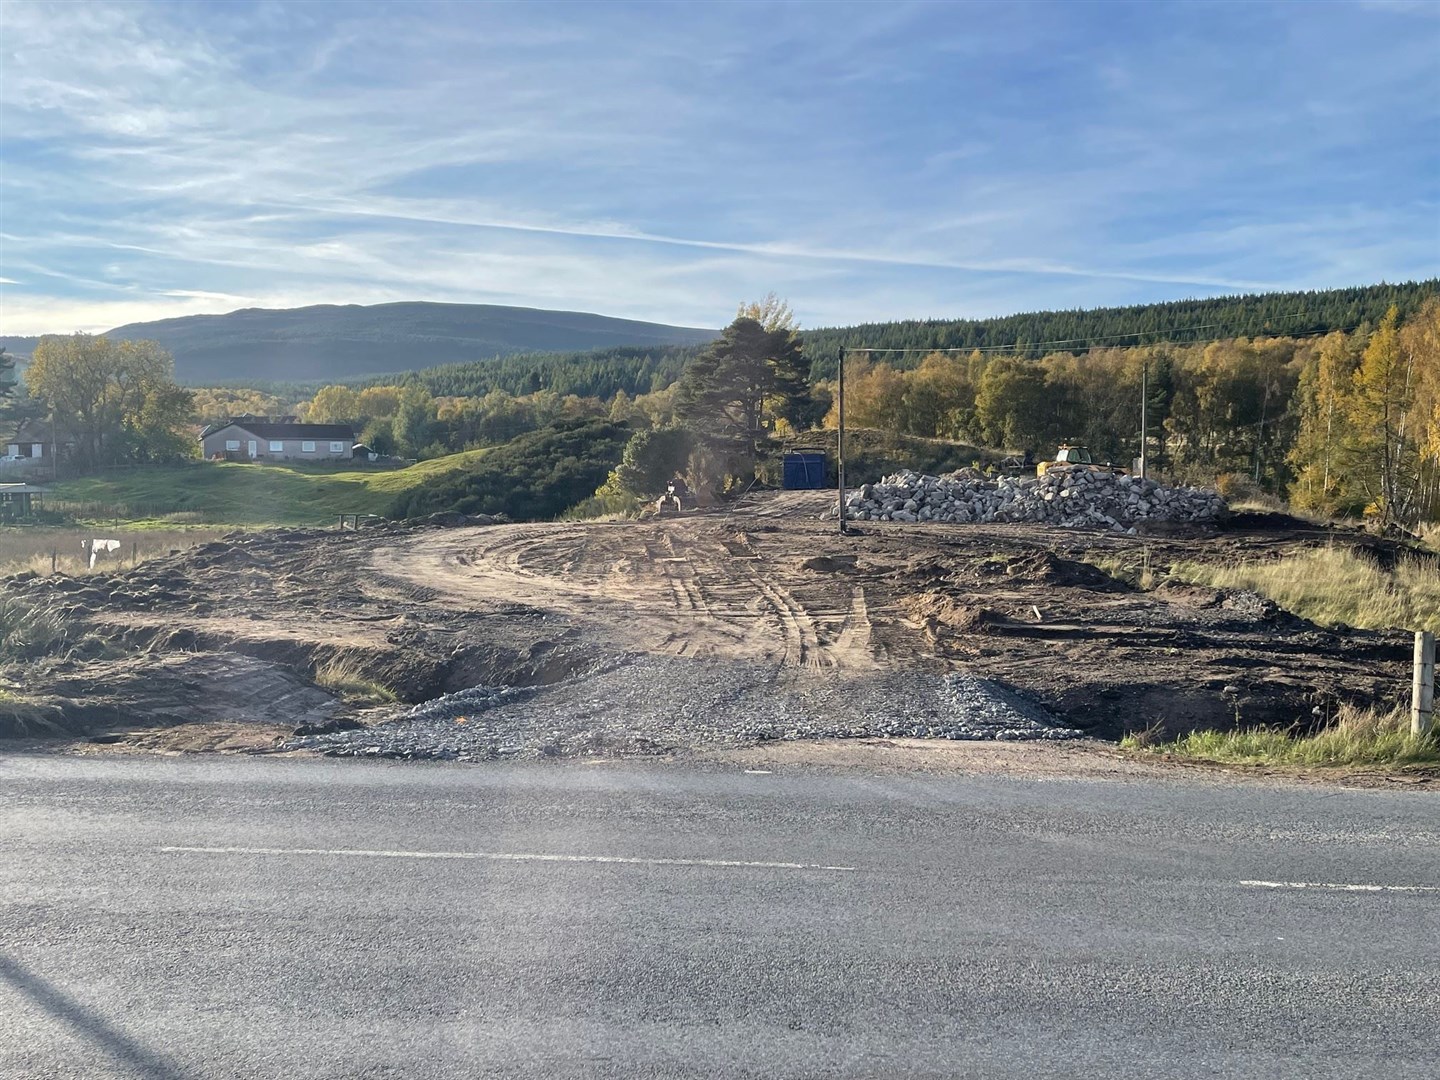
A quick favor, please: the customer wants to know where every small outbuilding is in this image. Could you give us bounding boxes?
[0,482,45,520]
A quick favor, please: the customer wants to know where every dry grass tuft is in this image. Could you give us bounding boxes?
[0,595,68,659]
[1170,545,1439,632]
[313,655,397,705]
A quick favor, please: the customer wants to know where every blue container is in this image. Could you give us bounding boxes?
[782,450,827,490]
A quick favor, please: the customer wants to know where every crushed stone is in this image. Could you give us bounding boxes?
[291,654,1081,761]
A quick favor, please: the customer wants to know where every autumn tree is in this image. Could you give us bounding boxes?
[357,385,403,419]
[26,335,193,469]
[1399,297,1440,519]
[1287,331,1364,513]
[307,385,361,423]
[974,357,1052,451]
[737,293,798,333]
[1342,306,1418,523]
[189,387,288,425]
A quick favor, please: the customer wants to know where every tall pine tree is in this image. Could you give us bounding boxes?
[674,315,807,443]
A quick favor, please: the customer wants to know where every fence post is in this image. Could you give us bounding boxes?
[1414,631,1435,736]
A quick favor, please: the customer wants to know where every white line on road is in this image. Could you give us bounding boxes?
[160,846,857,872]
[1241,879,1440,893]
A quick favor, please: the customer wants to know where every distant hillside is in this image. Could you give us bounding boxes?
[801,280,1440,376]
[2,302,716,384]
[369,280,1440,399]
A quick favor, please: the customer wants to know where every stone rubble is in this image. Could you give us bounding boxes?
[292,654,1082,761]
[834,468,1226,532]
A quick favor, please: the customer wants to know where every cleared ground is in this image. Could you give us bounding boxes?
[0,491,1420,763]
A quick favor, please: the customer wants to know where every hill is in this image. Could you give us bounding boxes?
[45,451,493,527]
[335,280,1440,396]
[1,302,716,384]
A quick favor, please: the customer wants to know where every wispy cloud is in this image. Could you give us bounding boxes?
[0,0,1435,335]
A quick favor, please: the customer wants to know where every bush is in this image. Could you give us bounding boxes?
[613,427,696,497]
[389,419,631,521]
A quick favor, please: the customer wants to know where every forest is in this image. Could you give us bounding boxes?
[816,299,1439,524]
[280,285,1439,525]
[800,280,1439,377]
[8,282,1436,527]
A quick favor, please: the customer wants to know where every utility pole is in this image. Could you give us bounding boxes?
[837,348,849,535]
[1139,360,1148,481]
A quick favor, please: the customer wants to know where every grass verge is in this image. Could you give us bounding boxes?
[1123,705,1439,769]
[1169,545,1439,632]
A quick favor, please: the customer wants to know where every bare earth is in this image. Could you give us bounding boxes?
[0,491,1419,776]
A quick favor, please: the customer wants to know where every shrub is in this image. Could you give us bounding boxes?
[389,419,631,521]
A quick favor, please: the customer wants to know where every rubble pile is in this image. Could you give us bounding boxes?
[837,468,1226,532]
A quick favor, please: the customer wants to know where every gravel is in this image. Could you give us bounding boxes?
[291,654,1082,761]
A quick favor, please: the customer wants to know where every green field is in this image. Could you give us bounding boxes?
[44,451,488,527]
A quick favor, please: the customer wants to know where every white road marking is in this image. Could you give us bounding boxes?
[1241,879,1440,893]
[160,845,856,872]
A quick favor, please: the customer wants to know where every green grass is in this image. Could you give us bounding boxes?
[1123,705,1439,768]
[43,450,489,528]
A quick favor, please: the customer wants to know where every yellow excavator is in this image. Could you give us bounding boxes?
[1036,444,1128,478]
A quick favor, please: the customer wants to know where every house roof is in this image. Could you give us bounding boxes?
[11,419,77,444]
[208,421,355,440]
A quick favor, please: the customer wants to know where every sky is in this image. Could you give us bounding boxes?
[1,0,1437,335]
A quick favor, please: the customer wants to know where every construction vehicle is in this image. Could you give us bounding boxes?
[1036,444,1128,478]
[654,475,696,516]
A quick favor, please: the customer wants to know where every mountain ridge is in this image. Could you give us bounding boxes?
[1,301,718,384]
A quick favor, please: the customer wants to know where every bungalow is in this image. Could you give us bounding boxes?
[201,420,356,462]
[5,419,73,462]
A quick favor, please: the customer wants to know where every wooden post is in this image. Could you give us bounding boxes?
[51,547,57,574]
[131,540,138,567]
[1414,631,1435,736]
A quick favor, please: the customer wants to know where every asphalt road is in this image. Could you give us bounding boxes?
[1,755,1437,1079]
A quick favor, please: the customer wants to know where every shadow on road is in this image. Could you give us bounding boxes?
[0,952,188,1080]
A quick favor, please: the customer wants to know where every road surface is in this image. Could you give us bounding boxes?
[2,755,1437,1078]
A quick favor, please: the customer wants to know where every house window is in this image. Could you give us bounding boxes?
[302,441,316,452]
[225,440,241,451]
[269,441,284,453]
[31,444,43,458]
[330,441,345,453]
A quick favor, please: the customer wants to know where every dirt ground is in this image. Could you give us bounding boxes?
[0,491,1418,765]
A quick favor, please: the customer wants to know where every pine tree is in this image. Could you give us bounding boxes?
[674,316,807,442]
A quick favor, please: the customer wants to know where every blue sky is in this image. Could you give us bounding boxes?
[1,0,1437,334]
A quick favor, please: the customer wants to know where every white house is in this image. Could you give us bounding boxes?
[200,420,356,462]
